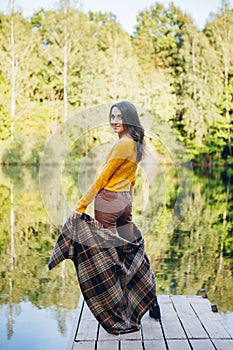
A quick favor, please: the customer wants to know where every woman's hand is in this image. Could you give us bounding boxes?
[93,218,102,229]
[72,210,102,229]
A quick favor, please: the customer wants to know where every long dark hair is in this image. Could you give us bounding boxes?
[109,101,145,162]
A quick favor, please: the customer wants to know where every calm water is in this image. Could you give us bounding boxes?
[0,165,232,349]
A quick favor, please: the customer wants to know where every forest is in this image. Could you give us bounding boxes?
[0,0,232,166]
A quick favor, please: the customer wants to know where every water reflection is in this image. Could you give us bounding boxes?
[0,166,80,349]
[0,301,78,350]
[0,165,232,348]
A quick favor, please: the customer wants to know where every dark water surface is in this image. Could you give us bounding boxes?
[0,165,232,349]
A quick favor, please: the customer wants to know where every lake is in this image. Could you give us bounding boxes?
[0,165,232,349]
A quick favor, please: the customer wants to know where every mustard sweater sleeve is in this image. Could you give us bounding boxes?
[76,140,130,212]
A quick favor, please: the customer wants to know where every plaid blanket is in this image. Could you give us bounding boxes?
[48,213,156,334]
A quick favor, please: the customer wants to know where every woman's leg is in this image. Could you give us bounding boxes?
[116,195,135,241]
[94,190,121,234]
[94,190,135,241]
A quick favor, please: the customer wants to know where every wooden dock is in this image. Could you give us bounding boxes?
[68,294,233,350]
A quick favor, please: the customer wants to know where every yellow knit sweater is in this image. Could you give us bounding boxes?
[76,137,137,212]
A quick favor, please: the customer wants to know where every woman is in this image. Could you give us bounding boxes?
[75,101,142,241]
[75,101,160,320]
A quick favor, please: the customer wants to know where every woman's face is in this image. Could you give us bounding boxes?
[110,107,125,136]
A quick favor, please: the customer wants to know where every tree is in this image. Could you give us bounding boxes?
[132,2,187,120]
[204,0,233,157]
[0,2,37,140]
[133,2,188,70]
[88,11,141,104]
[31,5,80,122]
[176,19,223,159]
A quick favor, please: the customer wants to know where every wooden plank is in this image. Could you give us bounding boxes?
[190,339,216,350]
[120,330,141,340]
[68,296,84,350]
[75,302,98,341]
[188,297,231,339]
[97,340,118,350]
[75,295,85,316]
[144,340,167,350]
[212,339,233,350]
[73,341,95,350]
[171,295,208,339]
[70,295,233,350]
[167,339,191,350]
[98,326,119,341]
[159,295,187,339]
[80,301,97,321]
[75,319,98,341]
[140,311,164,340]
[121,340,143,350]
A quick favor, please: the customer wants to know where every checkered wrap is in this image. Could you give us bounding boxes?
[48,213,156,334]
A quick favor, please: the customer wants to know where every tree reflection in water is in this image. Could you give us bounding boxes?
[0,165,232,347]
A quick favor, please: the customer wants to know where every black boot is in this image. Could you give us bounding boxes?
[149,295,161,320]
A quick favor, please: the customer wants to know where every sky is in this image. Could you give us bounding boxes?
[0,0,230,33]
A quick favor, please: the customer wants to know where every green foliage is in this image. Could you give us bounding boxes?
[2,135,24,165]
[0,3,233,164]
[28,143,43,166]
[134,2,188,70]
[0,184,10,250]
[0,105,10,141]
[144,166,233,309]
[133,1,233,163]
[175,19,223,157]
[0,73,11,140]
